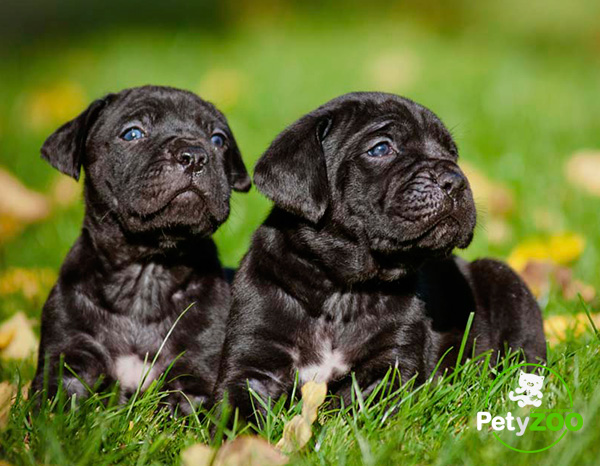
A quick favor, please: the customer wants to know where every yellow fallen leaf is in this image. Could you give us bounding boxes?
[565,150,600,197]
[22,81,87,131]
[0,382,26,430]
[197,68,245,111]
[545,313,600,346]
[276,416,312,455]
[0,168,50,223]
[0,268,56,301]
[181,443,215,466]
[300,381,327,424]
[276,381,327,454]
[0,312,38,360]
[219,437,287,466]
[548,233,586,265]
[0,382,16,429]
[507,233,585,272]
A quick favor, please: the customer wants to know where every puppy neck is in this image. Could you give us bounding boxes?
[263,208,419,285]
[81,188,219,270]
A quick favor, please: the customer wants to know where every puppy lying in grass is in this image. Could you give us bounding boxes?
[214,92,546,419]
[32,86,250,413]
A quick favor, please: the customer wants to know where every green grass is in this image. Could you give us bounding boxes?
[1,2,600,464]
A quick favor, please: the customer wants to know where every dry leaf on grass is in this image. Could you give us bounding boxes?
[518,260,595,302]
[0,312,38,360]
[182,382,327,465]
[545,313,600,345]
[0,168,50,223]
[182,437,287,466]
[565,150,600,197]
[181,443,216,466]
[0,267,56,301]
[277,381,327,454]
[0,381,28,429]
[507,233,585,272]
[0,382,16,429]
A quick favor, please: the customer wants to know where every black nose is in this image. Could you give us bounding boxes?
[438,170,466,196]
[175,146,208,170]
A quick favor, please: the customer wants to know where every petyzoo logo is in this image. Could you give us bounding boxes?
[476,363,583,453]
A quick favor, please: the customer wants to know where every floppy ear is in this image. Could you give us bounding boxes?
[254,114,332,223]
[40,97,110,181]
[225,137,251,193]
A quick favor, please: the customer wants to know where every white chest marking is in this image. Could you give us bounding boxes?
[297,339,350,385]
[114,354,158,391]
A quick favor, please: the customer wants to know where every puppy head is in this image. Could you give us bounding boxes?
[41,85,250,238]
[255,92,476,260]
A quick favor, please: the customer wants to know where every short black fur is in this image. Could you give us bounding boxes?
[214,92,546,419]
[33,85,251,413]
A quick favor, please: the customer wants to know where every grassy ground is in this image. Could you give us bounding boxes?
[1,2,600,464]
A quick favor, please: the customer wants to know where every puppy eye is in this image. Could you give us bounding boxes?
[367,141,393,157]
[121,127,145,141]
[210,133,226,148]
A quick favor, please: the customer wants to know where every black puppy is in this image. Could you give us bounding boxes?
[32,86,250,412]
[214,92,546,418]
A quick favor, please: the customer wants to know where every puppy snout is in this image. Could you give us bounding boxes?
[437,170,466,197]
[175,146,208,171]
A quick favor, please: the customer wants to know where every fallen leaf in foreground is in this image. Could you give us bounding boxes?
[182,382,327,464]
[0,381,28,429]
[181,443,215,466]
[182,437,287,466]
[0,312,38,360]
[277,381,327,454]
[545,313,600,345]
[565,150,600,197]
[0,382,16,429]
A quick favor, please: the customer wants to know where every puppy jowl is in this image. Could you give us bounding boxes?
[476,363,583,453]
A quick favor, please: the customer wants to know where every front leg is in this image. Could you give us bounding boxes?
[214,333,296,423]
[33,333,111,401]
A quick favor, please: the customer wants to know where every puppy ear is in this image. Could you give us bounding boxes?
[40,97,111,181]
[225,138,252,193]
[254,114,332,223]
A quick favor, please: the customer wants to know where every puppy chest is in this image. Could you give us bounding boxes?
[113,354,161,392]
[293,292,385,385]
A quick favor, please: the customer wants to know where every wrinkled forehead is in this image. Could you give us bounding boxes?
[329,95,453,146]
[103,87,227,130]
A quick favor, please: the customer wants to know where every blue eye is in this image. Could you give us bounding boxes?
[210,133,225,148]
[121,127,145,141]
[367,142,393,157]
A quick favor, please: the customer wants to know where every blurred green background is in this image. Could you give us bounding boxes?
[0,0,599,323]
